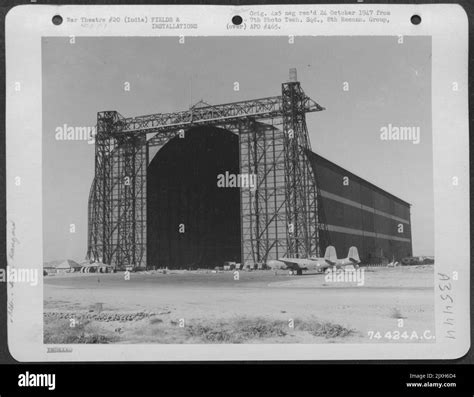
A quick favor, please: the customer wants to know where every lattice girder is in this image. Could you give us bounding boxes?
[87,79,327,268]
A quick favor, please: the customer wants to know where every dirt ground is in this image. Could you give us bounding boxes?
[43,265,435,344]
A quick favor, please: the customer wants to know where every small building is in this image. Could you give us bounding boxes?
[43,259,82,274]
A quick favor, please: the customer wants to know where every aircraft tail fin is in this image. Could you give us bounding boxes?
[347,246,360,263]
[324,245,337,264]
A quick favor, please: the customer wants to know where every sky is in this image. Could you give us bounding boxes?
[42,36,433,262]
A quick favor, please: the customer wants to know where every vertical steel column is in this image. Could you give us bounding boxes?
[282,79,313,258]
[87,111,117,264]
[114,134,147,269]
[87,111,147,269]
[239,119,289,266]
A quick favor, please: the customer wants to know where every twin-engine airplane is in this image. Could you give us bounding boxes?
[267,246,361,275]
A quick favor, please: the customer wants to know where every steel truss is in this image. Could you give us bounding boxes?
[87,76,328,269]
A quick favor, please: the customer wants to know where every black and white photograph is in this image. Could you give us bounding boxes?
[4,3,470,366]
[41,35,435,345]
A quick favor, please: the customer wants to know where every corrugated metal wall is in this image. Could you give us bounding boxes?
[307,151,412,263]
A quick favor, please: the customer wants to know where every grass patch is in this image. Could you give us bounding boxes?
[185,323,235,343]
[186,317,287,343]
[44,315,356,344]
[185,317,354,343]
[236,318,287,339]
[295,318,356,338]
[44,318,117,344]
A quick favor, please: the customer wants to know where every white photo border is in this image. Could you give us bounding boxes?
[5,4,470,361]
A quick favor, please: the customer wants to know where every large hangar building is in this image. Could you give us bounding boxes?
[87,70,412,269]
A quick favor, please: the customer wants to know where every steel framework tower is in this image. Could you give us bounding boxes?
[87,70,329,269]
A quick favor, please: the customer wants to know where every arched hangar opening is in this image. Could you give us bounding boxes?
[147,126,241,269]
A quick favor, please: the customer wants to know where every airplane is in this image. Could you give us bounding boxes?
[267,246,360,275]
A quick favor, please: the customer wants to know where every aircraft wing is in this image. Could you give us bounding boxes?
[278,258,327,271]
